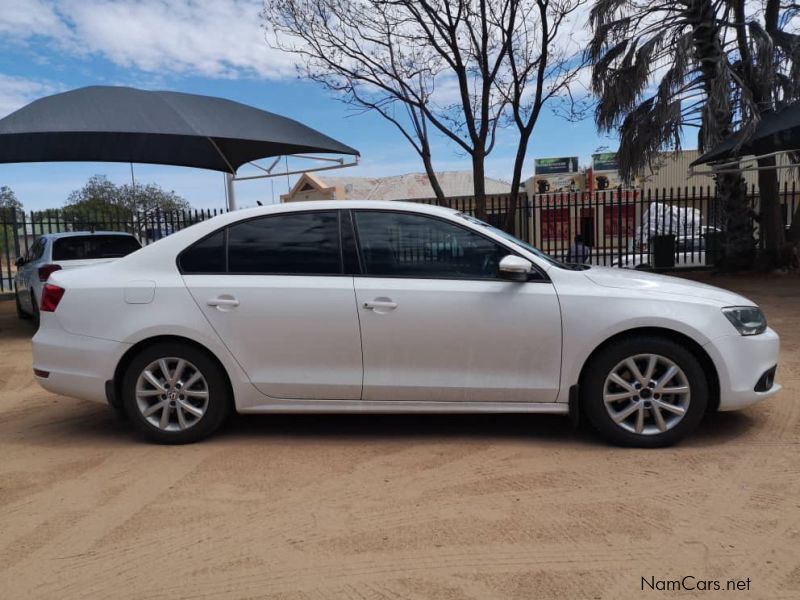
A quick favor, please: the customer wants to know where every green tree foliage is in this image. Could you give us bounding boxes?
[0,186,24,255]
[61,175,191,229]
[64,175,190,214]
[0,185,23,217]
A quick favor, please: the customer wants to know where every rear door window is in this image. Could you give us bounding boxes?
[52,235,141,261]
[227,211,341,275]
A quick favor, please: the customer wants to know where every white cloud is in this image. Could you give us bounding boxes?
[0,74,60,117]
[0,0,296,79]
[0,0,68,38]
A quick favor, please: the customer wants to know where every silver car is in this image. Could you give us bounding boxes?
[15,231,141,322]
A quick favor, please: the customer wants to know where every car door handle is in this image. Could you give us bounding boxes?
[363,299,398,310]
[207,296,240,308]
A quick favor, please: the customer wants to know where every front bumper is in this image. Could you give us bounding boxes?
[704,327,782,411]
[32,318,130,404]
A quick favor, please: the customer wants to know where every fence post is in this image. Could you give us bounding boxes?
[11,209,20,258]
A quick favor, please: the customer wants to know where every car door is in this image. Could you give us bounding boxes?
[16,237,46,309]
[351,209,562,403]
[181,210,363,400]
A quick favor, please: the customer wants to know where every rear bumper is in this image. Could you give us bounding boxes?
[32,318,130,404]
[704,327,782,411]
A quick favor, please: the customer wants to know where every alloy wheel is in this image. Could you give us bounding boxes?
[135,357,209,431]
[602,353,691,435]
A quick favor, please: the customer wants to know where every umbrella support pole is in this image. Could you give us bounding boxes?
[233,157,359,182]
[225,173,236,211]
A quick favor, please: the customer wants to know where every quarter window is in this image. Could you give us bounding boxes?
[179,230,226,274]
[354,211,507,279]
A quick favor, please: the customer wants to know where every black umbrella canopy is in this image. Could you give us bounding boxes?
[692,102,800,166]
[0,86,359,173]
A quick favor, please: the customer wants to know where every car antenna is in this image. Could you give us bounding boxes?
[257,201,263,206]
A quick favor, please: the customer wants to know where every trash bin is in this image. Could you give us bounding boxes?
[651,234,676,269]
[705,232,724,266]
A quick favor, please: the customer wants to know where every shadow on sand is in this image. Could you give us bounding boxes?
[19,398,761,451]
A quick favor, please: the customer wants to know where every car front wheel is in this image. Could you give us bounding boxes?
[121,342,231,444]
[581,336,708,447]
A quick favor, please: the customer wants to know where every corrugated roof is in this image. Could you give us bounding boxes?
[640,149,799,191]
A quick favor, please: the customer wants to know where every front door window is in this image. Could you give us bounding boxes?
[354,211,507,279]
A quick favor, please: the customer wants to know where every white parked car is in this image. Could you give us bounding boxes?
[14,231,141,323]
[32,201,780,447]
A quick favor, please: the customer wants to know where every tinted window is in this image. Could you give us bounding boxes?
[52,235,141,261]
[354,211,507,279]
[179,230,226,274]
[228,211,340,274]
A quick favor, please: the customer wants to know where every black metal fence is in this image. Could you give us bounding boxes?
[0,208,225,293]
[2,184,798,293]
[410,183,799,269]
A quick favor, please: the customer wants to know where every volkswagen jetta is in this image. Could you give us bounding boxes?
[32,201,781,446]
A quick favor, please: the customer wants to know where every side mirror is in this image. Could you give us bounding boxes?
[498,255,533,282]
[15,256,25,267]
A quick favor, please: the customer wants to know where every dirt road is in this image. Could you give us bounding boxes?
[1,273,798,599]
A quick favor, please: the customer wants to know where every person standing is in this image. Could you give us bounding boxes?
[566,234,590,264]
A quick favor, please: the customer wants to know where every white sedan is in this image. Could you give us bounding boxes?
[32,201,781,447]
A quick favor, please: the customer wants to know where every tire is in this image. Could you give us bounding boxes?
[121,342,231,444]
[581,336,708,447]
[15,289,31,320]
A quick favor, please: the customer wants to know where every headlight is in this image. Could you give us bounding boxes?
[722,306,767,336]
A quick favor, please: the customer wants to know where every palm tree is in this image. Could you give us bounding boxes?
[728,0,800,262]
[588,0,755,264]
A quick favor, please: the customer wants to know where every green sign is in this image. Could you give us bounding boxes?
[592,152,618,172]
[534,156,578,175]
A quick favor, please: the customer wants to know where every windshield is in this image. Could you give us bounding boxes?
[456,213,577,269]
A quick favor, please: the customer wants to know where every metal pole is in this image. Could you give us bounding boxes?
[226,173,236,211]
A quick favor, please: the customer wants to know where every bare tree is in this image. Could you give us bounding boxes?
[262,0,586,221]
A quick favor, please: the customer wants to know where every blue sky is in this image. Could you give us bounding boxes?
[0,0,618,211]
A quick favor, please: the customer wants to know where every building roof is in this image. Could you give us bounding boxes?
[283,170,512,202]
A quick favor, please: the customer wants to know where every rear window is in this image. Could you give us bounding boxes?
[52,235,141,261]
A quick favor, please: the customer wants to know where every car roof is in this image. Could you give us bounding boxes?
[241,199,459,216]
[40,230,137,240]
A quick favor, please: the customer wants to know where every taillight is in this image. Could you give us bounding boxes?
[38,264,62,282]
[40,283,65,312]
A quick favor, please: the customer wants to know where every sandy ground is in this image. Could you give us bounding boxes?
[0,273,798,600]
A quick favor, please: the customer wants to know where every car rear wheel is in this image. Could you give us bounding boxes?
[30,290,40,326]
[15,289,31,320]
[121,342,231,444]
[581,336,707,447]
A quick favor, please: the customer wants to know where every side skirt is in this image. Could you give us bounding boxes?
[238,400,569,415]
